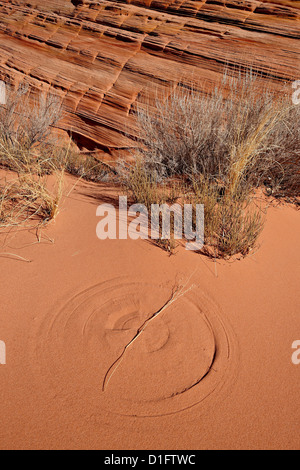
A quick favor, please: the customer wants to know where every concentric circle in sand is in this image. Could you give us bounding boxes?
[35,278,238,417]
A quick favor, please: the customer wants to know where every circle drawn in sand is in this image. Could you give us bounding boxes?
[36,279,238,417]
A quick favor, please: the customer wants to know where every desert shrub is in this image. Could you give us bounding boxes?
[119,159,181,252]
[0,84,62,147]
[257,104,300,202]
[121,159,264,257]
[186,177,264,258]
[0,82,116,230]
[0,84,62,171]
[134,86,226,181]
[215,201,263,258]
[54,147,113,182]
[134,69,299,201]
[124,68,297,257]
[120,159,165,209]
[0,170,64,228]
[0,83,65,229]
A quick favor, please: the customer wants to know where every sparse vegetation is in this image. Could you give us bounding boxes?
[133,70,300,197]
[55,148,114,182]
[185,176,264,258]
[0,170,64,228]
[119,159,180,252]
[0,84,64,229]
[122,68,299,257]
[0,70,298,260]
[0,84,113,231]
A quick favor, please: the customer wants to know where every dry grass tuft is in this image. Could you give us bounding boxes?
[0,83,65,230]
[122,68,296,257]
[0,83,114,232]
[119,159,181,252]
[54,148,113,182]
[0,170,64,229]
[186,177,264,258]
[134,69,299,199]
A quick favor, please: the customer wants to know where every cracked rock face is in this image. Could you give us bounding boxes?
[0,0,299,157]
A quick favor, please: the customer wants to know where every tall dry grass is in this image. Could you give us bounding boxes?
[134,69,299,198]
[0,84,64,229]
[0,82,115,233]
[0,170,64,229]
[123,68,298,257]
[119,159,180,252]
[185,176,264,258]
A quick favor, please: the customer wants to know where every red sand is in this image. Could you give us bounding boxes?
[0,175,299,450]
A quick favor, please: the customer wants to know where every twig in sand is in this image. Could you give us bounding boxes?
[0,252,32,262]
[102,274,196,391]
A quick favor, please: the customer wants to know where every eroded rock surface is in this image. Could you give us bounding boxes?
[0,0,299,155]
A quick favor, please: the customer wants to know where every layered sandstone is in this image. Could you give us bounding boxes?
[0,0,299,156]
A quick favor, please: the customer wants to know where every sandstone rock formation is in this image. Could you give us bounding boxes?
[0,0,299,157]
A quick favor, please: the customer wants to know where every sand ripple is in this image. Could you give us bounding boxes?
[35,278,238,416]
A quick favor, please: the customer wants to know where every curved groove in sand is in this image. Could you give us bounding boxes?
[35,278,238,417]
